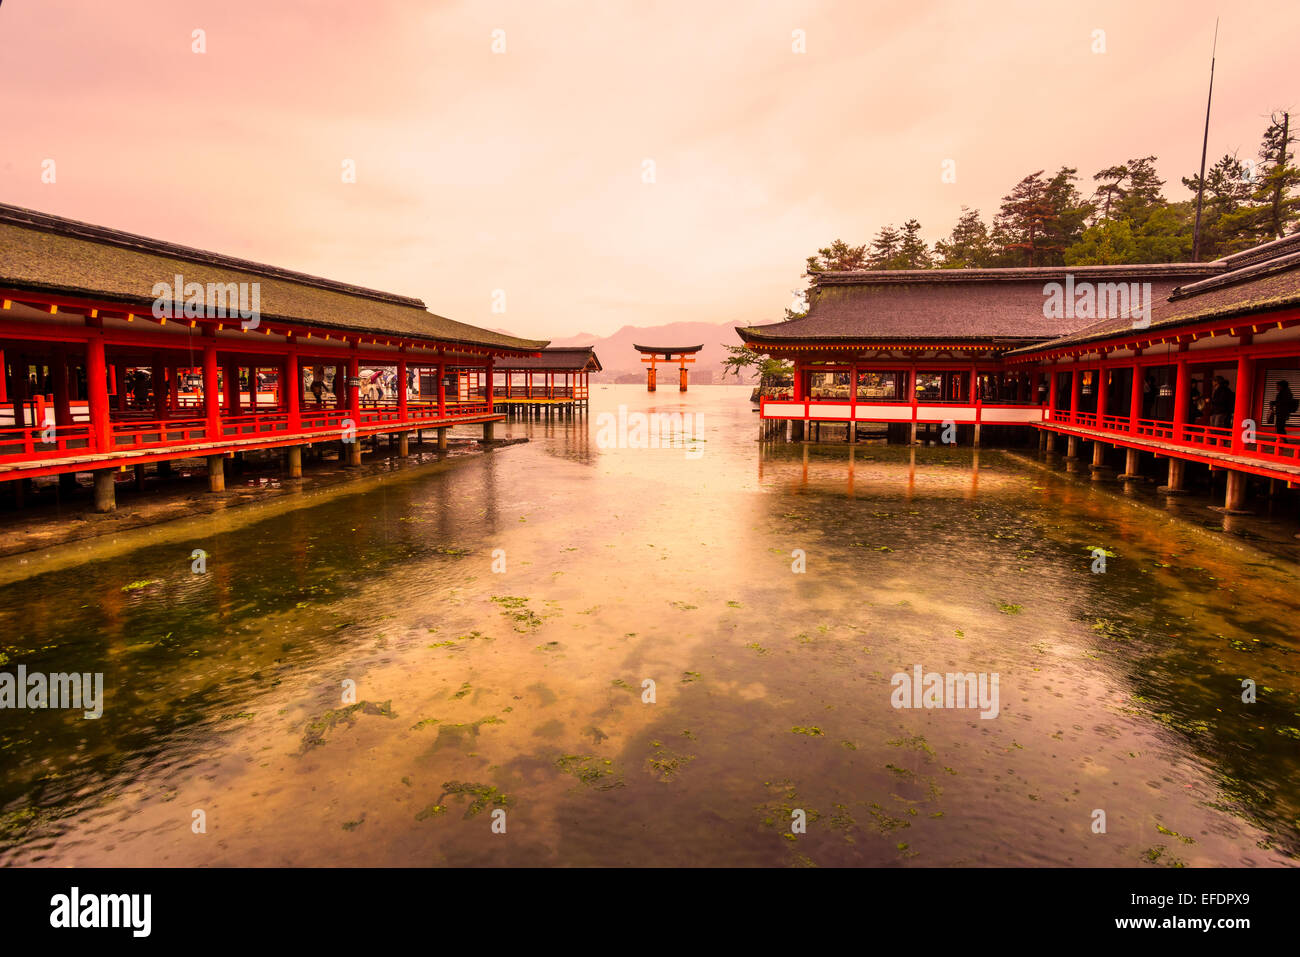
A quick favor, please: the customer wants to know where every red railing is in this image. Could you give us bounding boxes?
[0,422,95,461]
[112,417,211,450]
[1046,409,1300,467]
[0,398,502,468]
[493,386,581,399]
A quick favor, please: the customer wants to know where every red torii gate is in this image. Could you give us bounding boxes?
[634,343,702,392]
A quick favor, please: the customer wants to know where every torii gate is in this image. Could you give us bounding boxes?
[634,344,703,392]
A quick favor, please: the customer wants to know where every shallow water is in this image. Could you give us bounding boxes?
[0,384,1296,866]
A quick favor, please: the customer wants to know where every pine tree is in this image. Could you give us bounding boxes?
[1116,156,1166,227]
[935,208,996,267]
[1090,164,1129,223]
[1255,111,1298,240]
[1183,154,1258,257]
[868,225,902,268]
[896,220,932,269]
[995,168,1089,266]
[804,239,869,275]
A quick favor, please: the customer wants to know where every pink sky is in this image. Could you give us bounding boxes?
[1,0,1296,340]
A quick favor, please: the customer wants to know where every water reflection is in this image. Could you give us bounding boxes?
[0,386,1295,866]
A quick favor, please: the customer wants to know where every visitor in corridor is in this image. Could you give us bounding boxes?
[1209,376,1233,428]
[1270,381,1298,435]
[310,378,327,407]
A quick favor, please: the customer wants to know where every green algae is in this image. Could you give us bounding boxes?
[555,754,623,790]
[437,781,512,818]
[300,700,395,751]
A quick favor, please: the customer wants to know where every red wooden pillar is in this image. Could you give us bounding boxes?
[1095,364,1109,426]
[86,335,111,452]
[1070,368,1081,424]
[50,345,72,427]
[203,338,221,436]
[437,362,447,417]
[647,356,657,392]
[114,363,128,411]
[285,350,300,430]
[1047,367,1058,417]
[486,358,494,413]
[347,352,360,421]
[10,353,29,430]
[1172,357,1190,442]
[152,360,166,419]
[0,349,6,405]
[1128,362,1142,429]
[396,357,408,420]
[224,360,240,416]
[1231,353,1255,453]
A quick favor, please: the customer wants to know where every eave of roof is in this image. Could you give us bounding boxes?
[496,346,603,371]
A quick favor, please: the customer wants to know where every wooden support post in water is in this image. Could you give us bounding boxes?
[1120,447,1142,481]
[207,454,225,492]
[482,421,495,443]
[398,432,410,457]
[93,469,116,512]
[437,427,448,450]
[1090,440,1115,480]
[1223,469,1250,513]
[287,445,303,478]
[1158,457,1189,495]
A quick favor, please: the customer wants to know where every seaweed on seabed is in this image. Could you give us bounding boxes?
[300,700,395,751]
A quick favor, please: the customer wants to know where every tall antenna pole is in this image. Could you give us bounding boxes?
[1191,19,1219,261]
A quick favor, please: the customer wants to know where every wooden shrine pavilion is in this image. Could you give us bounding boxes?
[491,346,601,415]
[738,232,1300,510]
[0,204,548,511]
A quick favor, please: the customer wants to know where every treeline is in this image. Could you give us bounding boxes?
[806,112,1298,274]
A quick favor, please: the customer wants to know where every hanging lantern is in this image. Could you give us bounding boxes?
[1158,384,1173,397]
[1081,385,1093,395]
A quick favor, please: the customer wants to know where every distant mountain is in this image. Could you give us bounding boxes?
[485,319,755,384]
[560,320,747,383]
[549,331,601,347]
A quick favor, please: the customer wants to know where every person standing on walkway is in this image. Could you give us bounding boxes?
[1210,376,1234,429]
[1270,380,1298,435]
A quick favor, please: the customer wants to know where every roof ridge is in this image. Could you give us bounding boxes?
[1173,249,1300,301]
[0,202,426,310]
[1214,230,1300,270]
